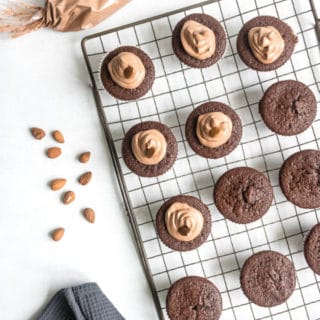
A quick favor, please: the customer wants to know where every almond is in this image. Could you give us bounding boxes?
[84,208,95,223]
[52,130,64,143]
[63,191,75,204]
[79,171,92,185]
[79,151,91,163]
[47,147,62,159]
[52,227,65,241]
[31,127,45,140]
[50,178,66,191]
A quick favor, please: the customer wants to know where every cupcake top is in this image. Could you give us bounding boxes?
[237,16,297,71]
[196,111,233,148]
[259,80,316,136]
[166,276,222,320]
[172,13,226,68]
[280,149,320,209]
[156,195,211,251]
[122,121,177,177]
[241,250,296,307]
[304,223,320,275]
[100,46,155,101]
[180,19,216,60]
[248,26,284,64]
[131,129,167,165]
[165,202,204,242]
[185,102,242,159]
[107,51,145,89]
[214,167,273,224]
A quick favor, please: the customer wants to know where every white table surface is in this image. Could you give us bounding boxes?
[0,0,203,319]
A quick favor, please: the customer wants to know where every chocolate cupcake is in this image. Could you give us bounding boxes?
[237,16,297,71]
[214,167,273,224]
[100,46,155,101]
[122,121,177,177]
[280,149,320,209]
[166,276,222,320]
[185,102,242,159]
[172,13,226,68]
[260,80,317,136]
[241,250,296,307]
[304,223,320,275]
[156,195,211,251]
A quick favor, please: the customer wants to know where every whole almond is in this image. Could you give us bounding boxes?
[84,208,95,223]
[50,178,66,191]
[31,127,45,140]
[79,151,91,163]
[79,171,92,185]
[47,147,62,159]
[52,130,64,143]
[63,191,75,204]
[52,228,65,241]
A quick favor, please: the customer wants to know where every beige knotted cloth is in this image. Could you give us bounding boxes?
[0,0,130,37]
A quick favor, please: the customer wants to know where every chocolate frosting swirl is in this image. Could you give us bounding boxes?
[196,112,233,148]
[248,26,284,64]
[180,20,216,60]
[107,51,145,89]
[165,202,204,241]
[131,129,167,165]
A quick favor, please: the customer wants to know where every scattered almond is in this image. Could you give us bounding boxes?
[79,151,91,163]
[47,147,62,159]
[52,130,64,143]
[79,171,92,185]
[52,228,65,241]
[63,191,75,204]
[50,178,66,191]
[31,127,45,140]
[84,208,95,223]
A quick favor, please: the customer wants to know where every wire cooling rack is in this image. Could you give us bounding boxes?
[81,0,320,319]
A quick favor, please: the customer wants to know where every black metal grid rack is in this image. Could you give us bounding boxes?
[81,0,320,319]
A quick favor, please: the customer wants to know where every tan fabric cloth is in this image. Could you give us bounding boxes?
[0,0,130,37]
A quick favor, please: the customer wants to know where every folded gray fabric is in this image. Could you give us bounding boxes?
[37,282,125,320]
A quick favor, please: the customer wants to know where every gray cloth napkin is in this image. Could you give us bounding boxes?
[37,283,124,320]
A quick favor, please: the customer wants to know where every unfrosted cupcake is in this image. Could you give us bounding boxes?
[304,223,320,275]
[100,46,155,101]
[241,251,296,307]
[280,149,320,208]
[259,80,316,136]
[166,276,222,320]
[214,167,273,224]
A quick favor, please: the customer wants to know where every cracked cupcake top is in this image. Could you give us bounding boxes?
[241,250,296,307]
[280,149,320,209]
[214,167,273,224]
[259,80,316,136]
[166,276,222,320]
